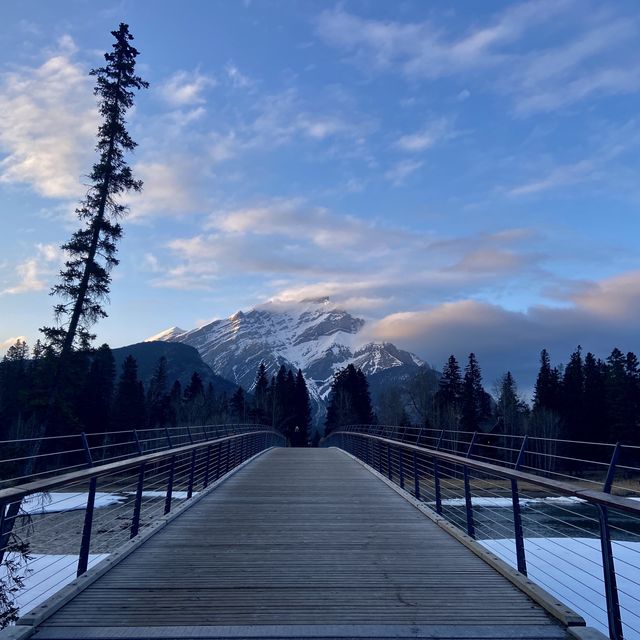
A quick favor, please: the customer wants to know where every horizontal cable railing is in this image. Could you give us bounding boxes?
[0,425,285,626]
[324,426,640,640]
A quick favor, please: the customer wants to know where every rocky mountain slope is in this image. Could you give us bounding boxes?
[146,298,428,409]
[112,341,238,395]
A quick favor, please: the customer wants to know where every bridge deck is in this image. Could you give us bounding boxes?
[30,448,570,639]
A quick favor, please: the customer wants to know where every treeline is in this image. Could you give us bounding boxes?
[324,364,375,435]
[0,340,244,440]
[374,347,640,446]
[0,341,314,446]
[249,363,312,447]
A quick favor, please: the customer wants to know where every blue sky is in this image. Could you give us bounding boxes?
[2,0,640,391]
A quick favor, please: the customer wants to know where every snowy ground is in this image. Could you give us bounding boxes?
[436,496,588,508]
[481,537,640,640]
[1,553,108,616]
[21,492,126,514]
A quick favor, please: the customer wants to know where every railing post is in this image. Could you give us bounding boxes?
[434,430,444,515]
[463,432,477,539]
[215,442,222,480]
[510,435,528,575]
[598,443,623,640]
[164,430,176,515]
[203,444,212,488]
[187,449,197,500]
[399,449,405,489]
[413,451,420,500]
[77,433,96,576]
[387,444,392,480]
[130,430,145,539]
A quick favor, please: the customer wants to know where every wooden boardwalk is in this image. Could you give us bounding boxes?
[27,448,575,639]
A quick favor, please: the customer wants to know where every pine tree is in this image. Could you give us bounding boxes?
[292,369,312,447]
[561,346,584,440]
[533,349,561,412]
[78,344,115,433]
[324,364,374,434]
[252,362,269,424]
[460,353,490,432]
[437,355,463,407]
[147,357,171,428]
[495,372,527,438]
[112,355,145,431]
[583,352,607,442]
[230,387,246,423]
[41,24,147,356]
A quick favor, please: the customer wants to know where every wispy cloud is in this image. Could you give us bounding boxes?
[384,160,423,185]
[151,197,551,317]
[1,243,61,295]
[395,118,453,152]
[0,36,96,198]
[316,2,640,115]
[158,70,216,107]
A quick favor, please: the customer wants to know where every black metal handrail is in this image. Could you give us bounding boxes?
[326,428,640,640]
[1,426,285,588]
[0,429,279,505]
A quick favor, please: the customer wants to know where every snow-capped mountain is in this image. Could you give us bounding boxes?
[146,297,427,405]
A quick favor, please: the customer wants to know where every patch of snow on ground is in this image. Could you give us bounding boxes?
[481,537,640,640]
[125,490,194,499]
[22,492,126,514]
[434,496,587,508]
[2,553,108,616]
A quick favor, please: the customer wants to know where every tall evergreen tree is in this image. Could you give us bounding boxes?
[112,355,145,431]
[252,362,269,424]
[325,364,374,434]
[77,344,115,433]
[533,349,561,412]
[495,371,527,438]
[583,352,607,442]
[41,24,148,356]
[292,369,312,447]
[230,387,247,423]
[561,346,585,440]
[460,353,491,432]
[146,357,171,429]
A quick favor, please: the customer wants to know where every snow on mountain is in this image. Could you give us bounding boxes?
[147,297,427,405]
[145,326,186,342]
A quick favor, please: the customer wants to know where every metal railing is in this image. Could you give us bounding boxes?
[324,426,640,640]
[0,425,285,624]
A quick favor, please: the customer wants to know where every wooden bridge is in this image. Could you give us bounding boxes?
[2,441,605,640]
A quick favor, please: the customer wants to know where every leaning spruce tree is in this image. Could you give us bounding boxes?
[41,24,148,356]
[0,27,147,626]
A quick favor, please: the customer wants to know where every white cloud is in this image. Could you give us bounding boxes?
[153,198,547,316]
[395,118,452,152]
[368,271,640,389]
[0,39,97,198]
[1,243,62,295]
[158,70,216,107]
[225,63,253,89]
[316,3,640,115]
[384,160,423,185]
[0,336,28,353]
[127,160,202,219]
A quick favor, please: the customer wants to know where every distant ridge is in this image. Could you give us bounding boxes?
[112,341,237,395]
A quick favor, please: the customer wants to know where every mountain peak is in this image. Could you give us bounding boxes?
[156,301,427,416]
